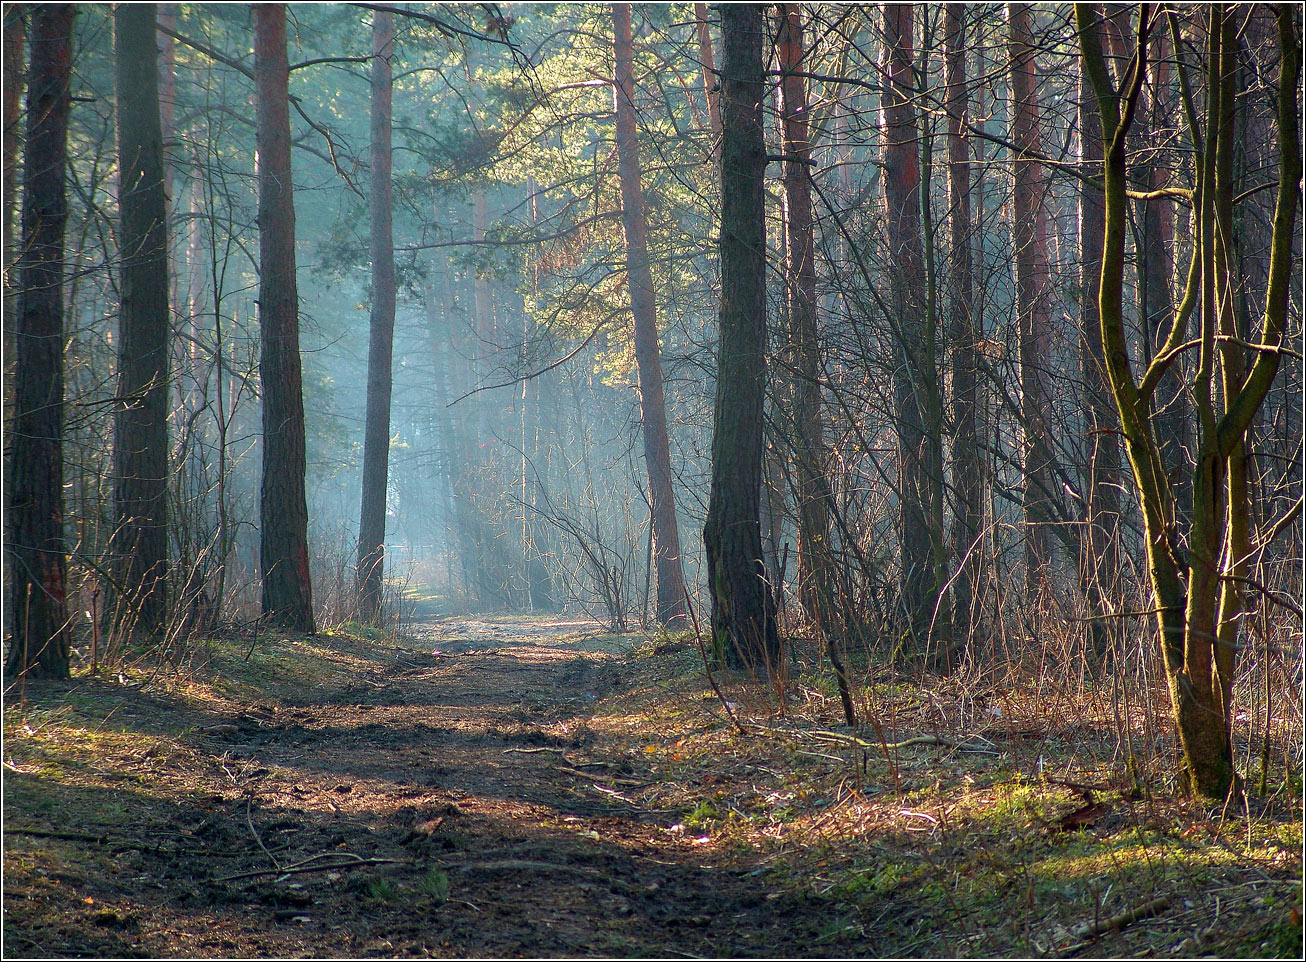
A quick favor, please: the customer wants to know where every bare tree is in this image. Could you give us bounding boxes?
[1078,2,1300,798]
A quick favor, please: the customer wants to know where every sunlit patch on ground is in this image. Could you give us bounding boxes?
[3,616,1302,958]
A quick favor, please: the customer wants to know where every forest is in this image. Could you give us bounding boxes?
[2,2,1302,958]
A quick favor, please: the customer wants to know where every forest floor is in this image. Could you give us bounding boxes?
[2,613,1301,958]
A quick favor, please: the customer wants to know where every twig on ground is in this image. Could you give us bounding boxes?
[246,798,281,870]
[3,828,108,844]
[683,584,749,736]
[809,730,999,755]
[1067,896,1172,944]
[556,764,647,787]
[214,854,410,883]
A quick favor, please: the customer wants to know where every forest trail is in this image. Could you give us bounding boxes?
[3,616,846,958]
[5,615,1299,958]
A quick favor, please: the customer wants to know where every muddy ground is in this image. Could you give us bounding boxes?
[3,616,1302,958]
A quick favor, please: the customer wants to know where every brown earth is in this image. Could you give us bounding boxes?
[3,618,853,958]
[3,615,1301,958]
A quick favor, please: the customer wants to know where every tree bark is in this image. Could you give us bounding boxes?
[255,4,315,633]
[3,3,23,323]
[776,4,832,633]
[612,2,687,626]
[1009,2,1057,592]
[112,3,171,638]
[882,3,941,640]
[703,2,778,670]
[1076,3,1122,602]
[6,4,75,678]
[944,3,982,646]
[693,2,721,143]
[357,9,395,624]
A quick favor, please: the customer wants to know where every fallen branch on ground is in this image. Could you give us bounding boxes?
[1067,896,1172,942]
[556,764,647,787]
[214,854,410,883]
[801,729,999,755]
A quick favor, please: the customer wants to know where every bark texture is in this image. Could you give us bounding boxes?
[3,3,23,313]
[6,4,75,678]
[882,4,941,639]
[612,2,687,625]
[255,4,315,633]
[776,4,832,633]
[1077,2,1121,592]
[112,2,171,638]
[1009,2,1057,589]
[357,9,395,623]
[703,2,778,670]
[944,3,982,643]
[693,2,721,142]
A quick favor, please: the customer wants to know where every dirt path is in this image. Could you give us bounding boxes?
[8,616,1299,958]
[4,617,840,958]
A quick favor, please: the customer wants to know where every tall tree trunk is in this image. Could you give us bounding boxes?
[1076,3,1121,600]
[693,2,721,143]
[5,4,75,678]
[357,9,395,624]
[612,2,687,626]
[944,3,982,647]
[255,4,315,633]
[3,3,23,328]
[1009,2,1057,592]
[882,3,941,640]
[112,3,171,638]
[776,4,831,632]
[1142,25,1187,524]
[703,2,778,670]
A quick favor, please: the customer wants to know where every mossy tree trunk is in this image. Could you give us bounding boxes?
[1077,2,1300,799]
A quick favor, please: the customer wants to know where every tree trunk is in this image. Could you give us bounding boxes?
[1141,25,1186,524]
[255,4,315,633]
[612,2,687,626]
[882,3,941,640]
[776,4,832,633]
[1076,3,1121,603]
[944,3,982,647]
[1077,3,1300,799]
[3,3,23,325]
[357,9,395,624]
[112,2,171,638]
[6,4,75,678]
[703,2,778,670]
[1009,2,1057,592]
[693,2,721,143]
